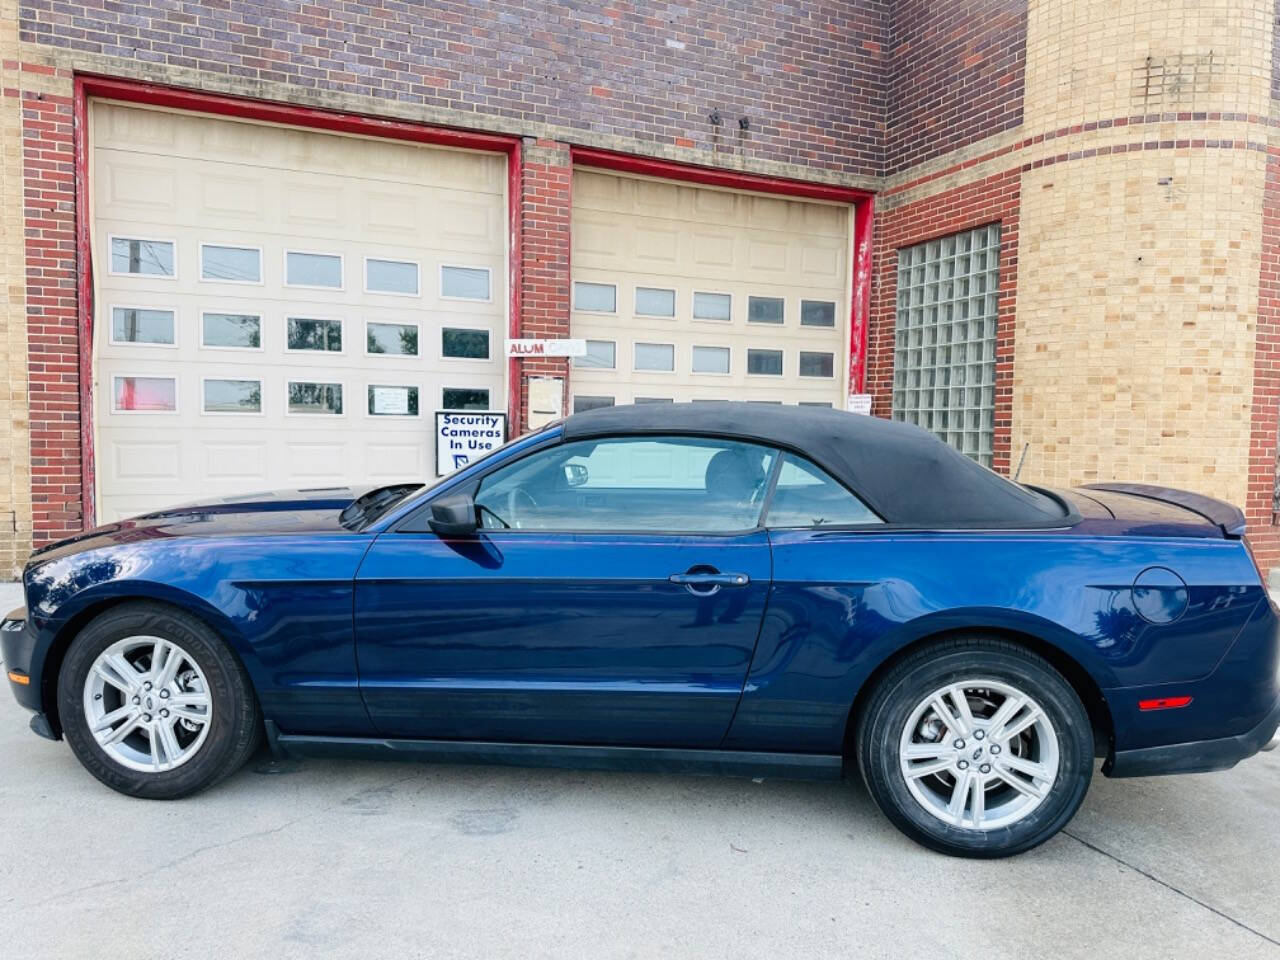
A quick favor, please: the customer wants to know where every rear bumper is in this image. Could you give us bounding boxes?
[1104,695,1280,777]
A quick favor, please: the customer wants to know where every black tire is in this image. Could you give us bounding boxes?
[57,601,262,799]
[857,637,1093,858]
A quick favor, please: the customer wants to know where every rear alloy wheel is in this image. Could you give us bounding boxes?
[858,638,1093,858]
[58,602,262,799]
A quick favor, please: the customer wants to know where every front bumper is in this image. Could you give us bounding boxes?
[1104,695,1280,777]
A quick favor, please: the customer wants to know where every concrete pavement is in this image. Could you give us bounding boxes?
[0,678,1277,958]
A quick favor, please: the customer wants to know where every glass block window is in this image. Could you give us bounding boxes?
[892,224,1000,467]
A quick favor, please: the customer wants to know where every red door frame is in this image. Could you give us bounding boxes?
[568,147,876,407]
[71,75,522,530]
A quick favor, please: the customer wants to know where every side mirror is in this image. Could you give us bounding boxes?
[428,493,478,537]
[564,463,588,488]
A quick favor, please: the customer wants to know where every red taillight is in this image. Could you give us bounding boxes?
[1138,695,1193,711]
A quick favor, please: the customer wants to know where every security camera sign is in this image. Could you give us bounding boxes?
[435,411,507,476]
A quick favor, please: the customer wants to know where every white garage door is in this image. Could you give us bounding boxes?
[90,101,507,522]
[569,170,851,410]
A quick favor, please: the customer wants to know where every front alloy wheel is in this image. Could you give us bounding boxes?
[83,635,214,773]
[858,637,1093,858]
[58,602,262,799]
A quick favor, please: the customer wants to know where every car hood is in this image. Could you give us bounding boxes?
[27,484,401,564]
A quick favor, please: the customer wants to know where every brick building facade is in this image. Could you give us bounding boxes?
[2,0,1280,579]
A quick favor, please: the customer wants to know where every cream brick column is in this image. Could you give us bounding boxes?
[0,0,32,579]
[1011,0,1274,504]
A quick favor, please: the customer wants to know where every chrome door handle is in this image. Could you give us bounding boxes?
[669,571,750,596]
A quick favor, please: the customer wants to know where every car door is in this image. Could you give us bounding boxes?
[354,434,778,747]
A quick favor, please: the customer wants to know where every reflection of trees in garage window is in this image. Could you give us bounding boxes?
[442,387,490,410]
[441,328,490,359]
[288,381,343,414]
[748,296,784,325]
[747,349,783,375]
[801,300,836,327]
[203,379,262,413]
[200,244,261,283]
[111,307,174,345]
[110,237,175,277]
[366,322,418,356]
[202,313,261,349]
[799,351,835,378]
[288,318,342,352]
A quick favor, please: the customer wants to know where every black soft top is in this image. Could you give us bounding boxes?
[561,403,1071,528]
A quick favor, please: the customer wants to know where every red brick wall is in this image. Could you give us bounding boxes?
[867,168,1021,473]
[513,139,573,434]
[22,84,82,547]
[1245,152,1280,580]
[18,0,888,178]
[886,0,1027,174]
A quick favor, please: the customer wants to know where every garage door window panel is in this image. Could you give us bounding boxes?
[748,296,785,325]
[368,384,420,417]
[572,340,616,370]
[441,265,492,302]
[692,345,731,375]
[109,306,176,347]
[474,436,777,533]
[747,349,784,376]
[287,317,343,353]
[202,378,263,415]
[635,287,676,318]
[201,312,262,351]
[287,381,344,415]
[693,291,732,323]
[799,351,835,378]
[365,257,420,297]
[199,243,262,284]
[443,387,491,411]
[801,300,837,328]
[634,342,675,373]
[366,321,420,357]
[574,282,616,314]
[109,236,176,279]
[441,328,491,361]
[112,375,178,414]
[285,251,343,290]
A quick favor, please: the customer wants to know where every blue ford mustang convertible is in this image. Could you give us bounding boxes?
[4,404,1279,857]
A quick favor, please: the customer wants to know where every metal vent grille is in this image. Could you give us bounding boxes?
[892,224,1000,466]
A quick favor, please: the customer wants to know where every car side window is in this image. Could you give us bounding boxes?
[474,436,777,532]
[765,454,881,528]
